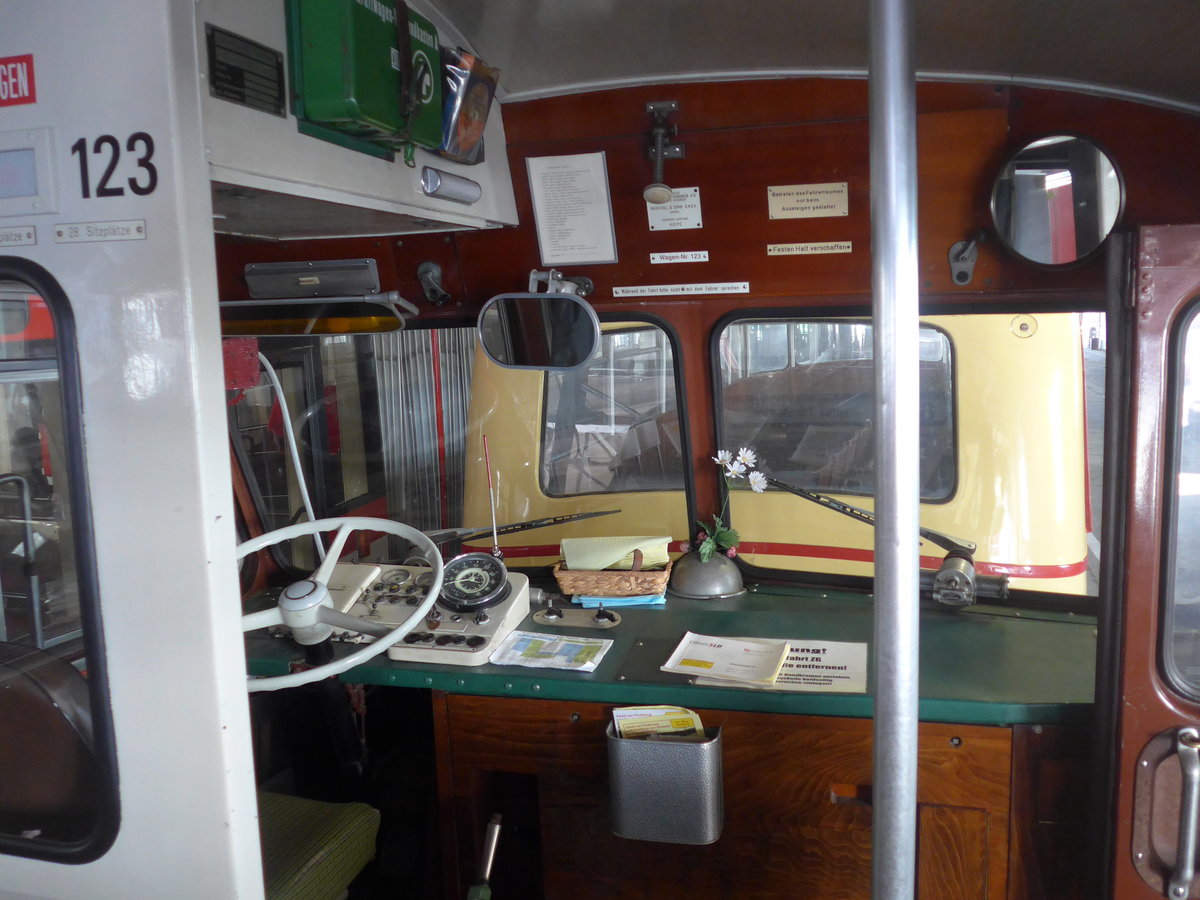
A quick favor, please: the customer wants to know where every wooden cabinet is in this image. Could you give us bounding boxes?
[431,693,1043,899]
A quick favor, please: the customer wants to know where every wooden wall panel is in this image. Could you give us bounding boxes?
[435,694,1013,900]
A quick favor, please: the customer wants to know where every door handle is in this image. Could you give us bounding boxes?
[1170,727,1200,899]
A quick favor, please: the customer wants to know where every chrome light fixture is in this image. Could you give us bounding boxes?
[644,101,685,204]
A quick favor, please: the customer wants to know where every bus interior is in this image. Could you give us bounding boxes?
[4,1,1200,898]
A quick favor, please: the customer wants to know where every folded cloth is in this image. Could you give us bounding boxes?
[574,593,666,608]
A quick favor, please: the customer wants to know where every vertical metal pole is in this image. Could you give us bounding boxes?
[869,0,921,897]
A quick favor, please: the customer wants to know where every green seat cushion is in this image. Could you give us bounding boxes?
[258,791,380,900]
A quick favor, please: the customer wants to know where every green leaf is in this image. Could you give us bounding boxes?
[698,536,716,563]
[714,526,739,548]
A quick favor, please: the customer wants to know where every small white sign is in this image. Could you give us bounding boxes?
[0,225,35,247]
[647,186,702,230]
[650,250,709,264]
[612,281,748,298]
[767,241,853,256]
[54,219,146,244]
[768,182,849,219]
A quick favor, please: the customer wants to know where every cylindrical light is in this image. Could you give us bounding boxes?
[420,167,482,205]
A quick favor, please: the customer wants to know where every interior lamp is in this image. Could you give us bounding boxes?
[644,101,685,205]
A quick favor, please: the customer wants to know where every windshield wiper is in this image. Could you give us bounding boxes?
[763,476,1003,608]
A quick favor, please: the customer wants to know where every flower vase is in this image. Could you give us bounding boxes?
[667,550,746,600]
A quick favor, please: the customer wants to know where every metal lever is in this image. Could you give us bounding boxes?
[1170,727,1200,898]
[948,231,985,285]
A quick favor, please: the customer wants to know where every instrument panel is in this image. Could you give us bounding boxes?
[324,560,530,666]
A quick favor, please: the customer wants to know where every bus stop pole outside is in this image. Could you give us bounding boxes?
[868,0,922,897]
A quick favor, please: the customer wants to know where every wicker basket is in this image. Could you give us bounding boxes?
[552,559,673,597]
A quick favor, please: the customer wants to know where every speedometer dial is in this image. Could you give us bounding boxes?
[439,552,512,612]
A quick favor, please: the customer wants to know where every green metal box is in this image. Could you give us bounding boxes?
[294,0,406,141]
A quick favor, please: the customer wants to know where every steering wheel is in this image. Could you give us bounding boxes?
[238,517,444,693]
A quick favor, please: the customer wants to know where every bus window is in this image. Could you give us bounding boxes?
[229,327,477,567]
[718,313,1100,595]
[719,319,954,499]
[1163,304,1200,697]
[542,323,684,496]
[461,319,689,562]
[0,274,114,861]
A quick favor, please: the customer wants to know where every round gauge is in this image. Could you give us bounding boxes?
[439,552,512,612]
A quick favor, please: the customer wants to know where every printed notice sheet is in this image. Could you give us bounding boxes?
[527,152,618,265]
[694,639,869,693]
[489,630,613,672]
[661,632,789,684]
[612,705,704,738]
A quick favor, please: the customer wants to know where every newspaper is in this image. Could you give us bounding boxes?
[489,630,613,672]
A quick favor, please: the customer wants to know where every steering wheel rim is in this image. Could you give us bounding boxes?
[239,517,444,692]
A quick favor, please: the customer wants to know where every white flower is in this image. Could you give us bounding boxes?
[748,470,767,493]
[724,460,747,478]
[713,449,734,466]
[737,447,758,468]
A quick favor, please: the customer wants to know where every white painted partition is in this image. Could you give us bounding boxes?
[0,2,262,896]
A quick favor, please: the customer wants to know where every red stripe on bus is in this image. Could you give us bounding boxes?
[465,540,1088,579]
[430,330,449,530]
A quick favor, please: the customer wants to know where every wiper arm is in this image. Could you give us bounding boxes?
[763,476,1001,607]
[764,477,976,555]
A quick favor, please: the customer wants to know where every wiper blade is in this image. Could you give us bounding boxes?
[425,509,622,545]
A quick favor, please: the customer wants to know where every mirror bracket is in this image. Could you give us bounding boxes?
[948,231,986,285]
[417,261,451,306]
[528,268,593,297]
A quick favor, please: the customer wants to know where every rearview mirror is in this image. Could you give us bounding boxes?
[477,292,600,370]
[990,134,1123,266]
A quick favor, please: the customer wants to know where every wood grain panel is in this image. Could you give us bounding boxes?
[918,805,989,900]
[436,695,1013,900]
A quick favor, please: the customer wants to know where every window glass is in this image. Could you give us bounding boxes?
[719,319,954,498]
[541,324,684,495]
[229,328,475,566]
[1165,306,1200,695]
[0,276,113,860]
[717,313,1101,596]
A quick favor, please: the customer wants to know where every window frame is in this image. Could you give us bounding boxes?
[0,256,118,864]
[1159,297,1200,702]
[537,313,692,501]
[712,309,960,505]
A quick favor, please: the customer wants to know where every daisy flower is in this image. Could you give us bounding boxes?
[748,470,768,493]
[736,447,757,468]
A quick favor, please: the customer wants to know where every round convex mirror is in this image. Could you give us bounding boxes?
[991,135,1123,266]
[477,292,600,370]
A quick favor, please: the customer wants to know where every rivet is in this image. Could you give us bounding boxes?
[532,684,541,692]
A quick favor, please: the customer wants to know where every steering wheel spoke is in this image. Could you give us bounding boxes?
[238,516,444,692]
[242,606,284,633]
[312,522,355,586]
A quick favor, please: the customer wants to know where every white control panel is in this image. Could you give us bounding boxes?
[322,561,530,666]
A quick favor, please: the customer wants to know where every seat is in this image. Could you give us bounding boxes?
[0,641,380,899]
[258,790,380,900]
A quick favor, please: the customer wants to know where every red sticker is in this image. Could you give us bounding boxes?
[0,55,36,107]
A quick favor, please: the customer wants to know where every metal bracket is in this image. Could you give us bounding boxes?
[948,235,982,285]
[417,261,451,306]
[527,268,594,297]
[532,605,622,629]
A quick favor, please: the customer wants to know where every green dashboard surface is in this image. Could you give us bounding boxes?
[245,585,1096,725]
